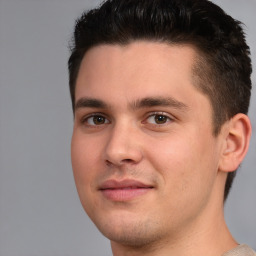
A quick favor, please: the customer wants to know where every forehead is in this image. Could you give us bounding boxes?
[75,41,210,113]
[77,42,196,90]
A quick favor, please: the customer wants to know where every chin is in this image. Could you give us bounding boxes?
[93,212,165,247]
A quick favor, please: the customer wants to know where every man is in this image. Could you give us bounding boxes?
[68,0,255,255]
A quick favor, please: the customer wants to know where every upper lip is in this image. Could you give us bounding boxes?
[99,179,154,190]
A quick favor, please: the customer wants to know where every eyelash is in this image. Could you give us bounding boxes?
[81,113,110,126]
[80,112,174,127]
[143,112,174,126]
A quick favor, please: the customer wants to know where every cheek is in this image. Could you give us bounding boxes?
[145,133,194,174]
[71,134,99,192]
[146,136,218,227]
[145,132,217,194]
[71,134,103,217]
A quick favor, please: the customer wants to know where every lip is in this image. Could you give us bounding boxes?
[99,179,154,201]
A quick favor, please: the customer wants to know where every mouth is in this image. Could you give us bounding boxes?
[99,179,154,201]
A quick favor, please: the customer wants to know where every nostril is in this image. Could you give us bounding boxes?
[105,158,134,166]
[105,160,113,166]
[122,159,133,163]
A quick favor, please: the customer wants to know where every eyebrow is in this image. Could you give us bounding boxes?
[75,97,108,110]
[131,97,189,111]
[75,96,189,111]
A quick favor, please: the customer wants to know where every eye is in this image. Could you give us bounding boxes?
[85,114,110,126]
[146,113,172,125]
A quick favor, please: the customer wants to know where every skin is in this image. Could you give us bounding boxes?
[71,42,251,256]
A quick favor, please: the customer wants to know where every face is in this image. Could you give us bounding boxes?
[71,42,225,247]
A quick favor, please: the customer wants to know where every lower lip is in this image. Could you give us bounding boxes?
[100,187,152,201]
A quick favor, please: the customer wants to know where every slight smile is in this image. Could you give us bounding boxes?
[99,179,154,201]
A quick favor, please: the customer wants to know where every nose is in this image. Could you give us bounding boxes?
[103,122,143,167]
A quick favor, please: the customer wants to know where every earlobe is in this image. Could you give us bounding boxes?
[219,113,251,173]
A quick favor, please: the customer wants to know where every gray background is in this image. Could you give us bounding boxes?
[0,0,255,255]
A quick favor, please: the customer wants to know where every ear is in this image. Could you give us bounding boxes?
[219,113,251,173]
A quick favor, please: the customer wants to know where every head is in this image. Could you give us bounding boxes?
[68,0,252,202]
[69,0,252,250]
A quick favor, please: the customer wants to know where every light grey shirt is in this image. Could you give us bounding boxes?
[222,244,256,256]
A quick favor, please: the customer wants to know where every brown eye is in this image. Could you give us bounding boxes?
[86,115,110,126]
[154,115,168,124]
[146,113,172,125]
[93,116,106,125]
